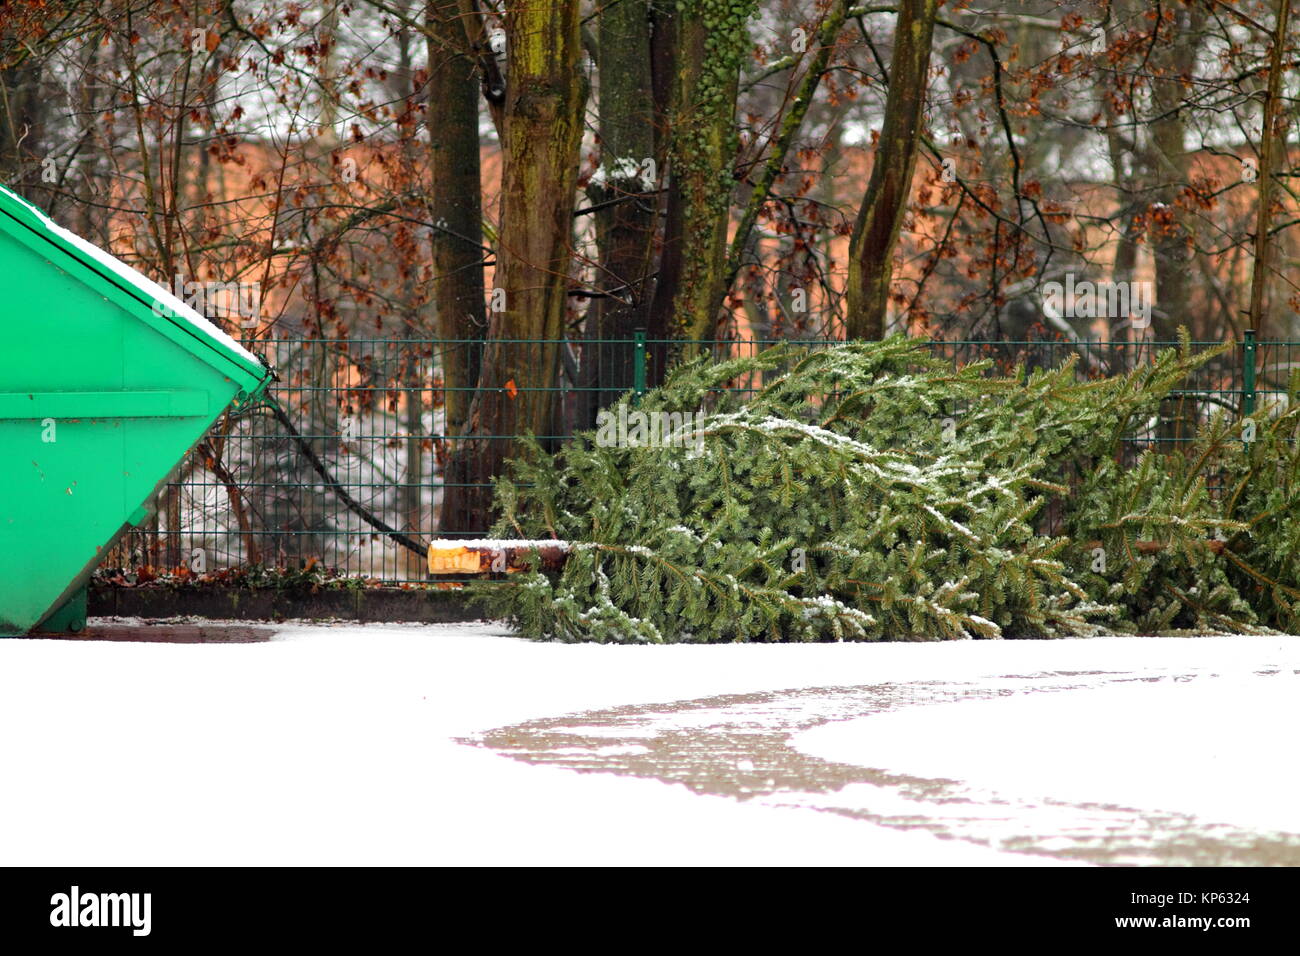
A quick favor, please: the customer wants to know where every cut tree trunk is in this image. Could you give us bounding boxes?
[427,539,570,575]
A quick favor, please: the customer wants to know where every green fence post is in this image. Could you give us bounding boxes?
[633,328,647,403]
[1243,329,1257,417]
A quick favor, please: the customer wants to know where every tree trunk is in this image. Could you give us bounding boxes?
[723,0,851,301]
[845,0,938,339]
[1142,6,1206,443]
[1247,0,1292,340]
[649,3,754,355]
[428,0,490,534]
[1103,67,1139,368]
[426,0,486,432]
[440,0,586,534]
[393,15,432,579]
[402,331,426,577]
[1145,5,1205,342]
[580,0,658,426]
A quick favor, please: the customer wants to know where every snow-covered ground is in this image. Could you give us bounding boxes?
[797,672,1300,836]
[0,622,1296,866]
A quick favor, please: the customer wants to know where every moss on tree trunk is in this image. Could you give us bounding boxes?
[441,0,586,533]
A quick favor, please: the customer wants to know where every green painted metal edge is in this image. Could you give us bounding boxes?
[39,586,87,635]
[0,183,272,401]
[0,394,236,637]
[0,389,210,420]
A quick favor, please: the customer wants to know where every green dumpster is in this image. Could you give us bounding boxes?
[0,183,272,636]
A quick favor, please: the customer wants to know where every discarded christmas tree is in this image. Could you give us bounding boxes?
[474,336,1300,642]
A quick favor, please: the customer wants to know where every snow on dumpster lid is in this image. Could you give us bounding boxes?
[0,183,266,376]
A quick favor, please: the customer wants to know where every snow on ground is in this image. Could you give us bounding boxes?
[796,670,1300,834]
[0,622,1296,866]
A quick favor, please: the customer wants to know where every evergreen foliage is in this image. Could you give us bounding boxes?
[474,336,1300,642]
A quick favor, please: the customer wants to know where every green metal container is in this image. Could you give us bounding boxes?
[0,183,272,636]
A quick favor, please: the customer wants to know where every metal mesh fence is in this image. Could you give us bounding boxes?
[103,334,1297,584]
